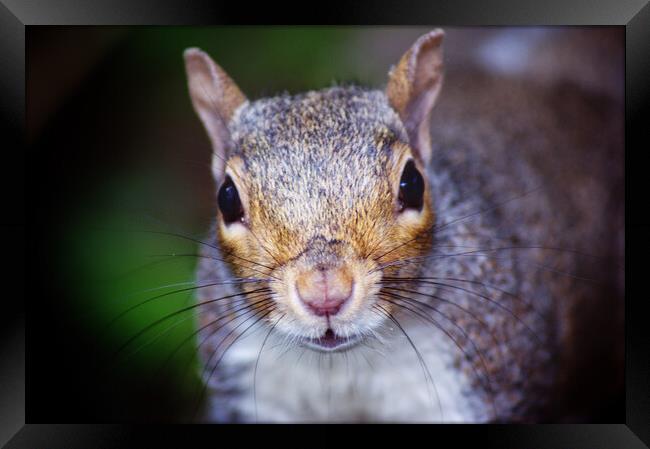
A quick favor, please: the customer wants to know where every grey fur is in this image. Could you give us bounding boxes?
[192,46,623,423]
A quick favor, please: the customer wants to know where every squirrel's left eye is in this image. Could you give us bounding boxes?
[398,160,425,211]
[218,176,244,224]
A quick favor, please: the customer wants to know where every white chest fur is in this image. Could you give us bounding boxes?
[203,315,490,423]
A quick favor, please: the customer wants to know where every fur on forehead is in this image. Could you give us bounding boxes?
[222,86,414,251]
[228,86,409,162]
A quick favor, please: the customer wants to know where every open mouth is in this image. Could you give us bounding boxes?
[303,329,361,352]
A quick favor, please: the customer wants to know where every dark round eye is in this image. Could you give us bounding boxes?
[399,160,425,211]
[217,176,244,224]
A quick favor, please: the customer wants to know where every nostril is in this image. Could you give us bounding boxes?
[296,267,353,317]
[299,290,350,316]
[306,301,344,317]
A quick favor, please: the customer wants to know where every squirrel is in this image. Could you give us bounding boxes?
[183,29,623,423]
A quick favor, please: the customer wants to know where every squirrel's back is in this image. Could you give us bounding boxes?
[426,66,623,420]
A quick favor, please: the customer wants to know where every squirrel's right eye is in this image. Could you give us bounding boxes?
[217,176,244,224]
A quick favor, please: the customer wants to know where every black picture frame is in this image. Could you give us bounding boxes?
[2,0,648,446]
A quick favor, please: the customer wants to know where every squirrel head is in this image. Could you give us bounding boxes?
[184,30,444,349]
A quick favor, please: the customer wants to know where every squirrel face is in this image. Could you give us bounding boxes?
[185,30,445,351]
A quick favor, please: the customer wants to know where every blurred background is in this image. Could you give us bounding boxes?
[26,26,623,422]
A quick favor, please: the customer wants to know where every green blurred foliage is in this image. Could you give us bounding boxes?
[33,25,624,420]
[124,27,366,109]
[58,27,382,408]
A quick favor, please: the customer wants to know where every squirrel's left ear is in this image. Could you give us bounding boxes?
[184,48,247,181]
[386,29,444,165]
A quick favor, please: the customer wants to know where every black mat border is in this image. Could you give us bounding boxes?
[2,0,648,446]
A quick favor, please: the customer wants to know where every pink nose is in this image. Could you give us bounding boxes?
[295,267,353,316]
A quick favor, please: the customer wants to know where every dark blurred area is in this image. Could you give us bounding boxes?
[26,26,623,423]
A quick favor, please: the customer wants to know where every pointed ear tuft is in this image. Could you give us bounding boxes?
[386,29,444,165]
[184,48,247,181]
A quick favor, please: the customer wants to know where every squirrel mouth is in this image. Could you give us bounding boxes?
[303,329,360,352]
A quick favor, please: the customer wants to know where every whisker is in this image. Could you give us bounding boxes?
[96,277,269,322]
[378,293,498,419]
[379,285,506,370]
[185,305,277,421]
[159,297,275,388]
[122,228,279,276]
[146,252,280,280]
[382,282,542,347]
[254,314,285,423]
[431,184,546,236]
[425,241,620,268]
[375,249,602,284]
[122,294,273,365]
[112,287,271,359]
[371,185,545,263]
[383,276,544,322]
[97,255,183,283]
[380,283,505,355]
[247,227,284,268]
[372,303,443,421]
[107,282,268,331]
[194,307,275,421]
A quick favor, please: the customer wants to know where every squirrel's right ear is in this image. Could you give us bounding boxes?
[184,48,247,180]
[386,29,444,166]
